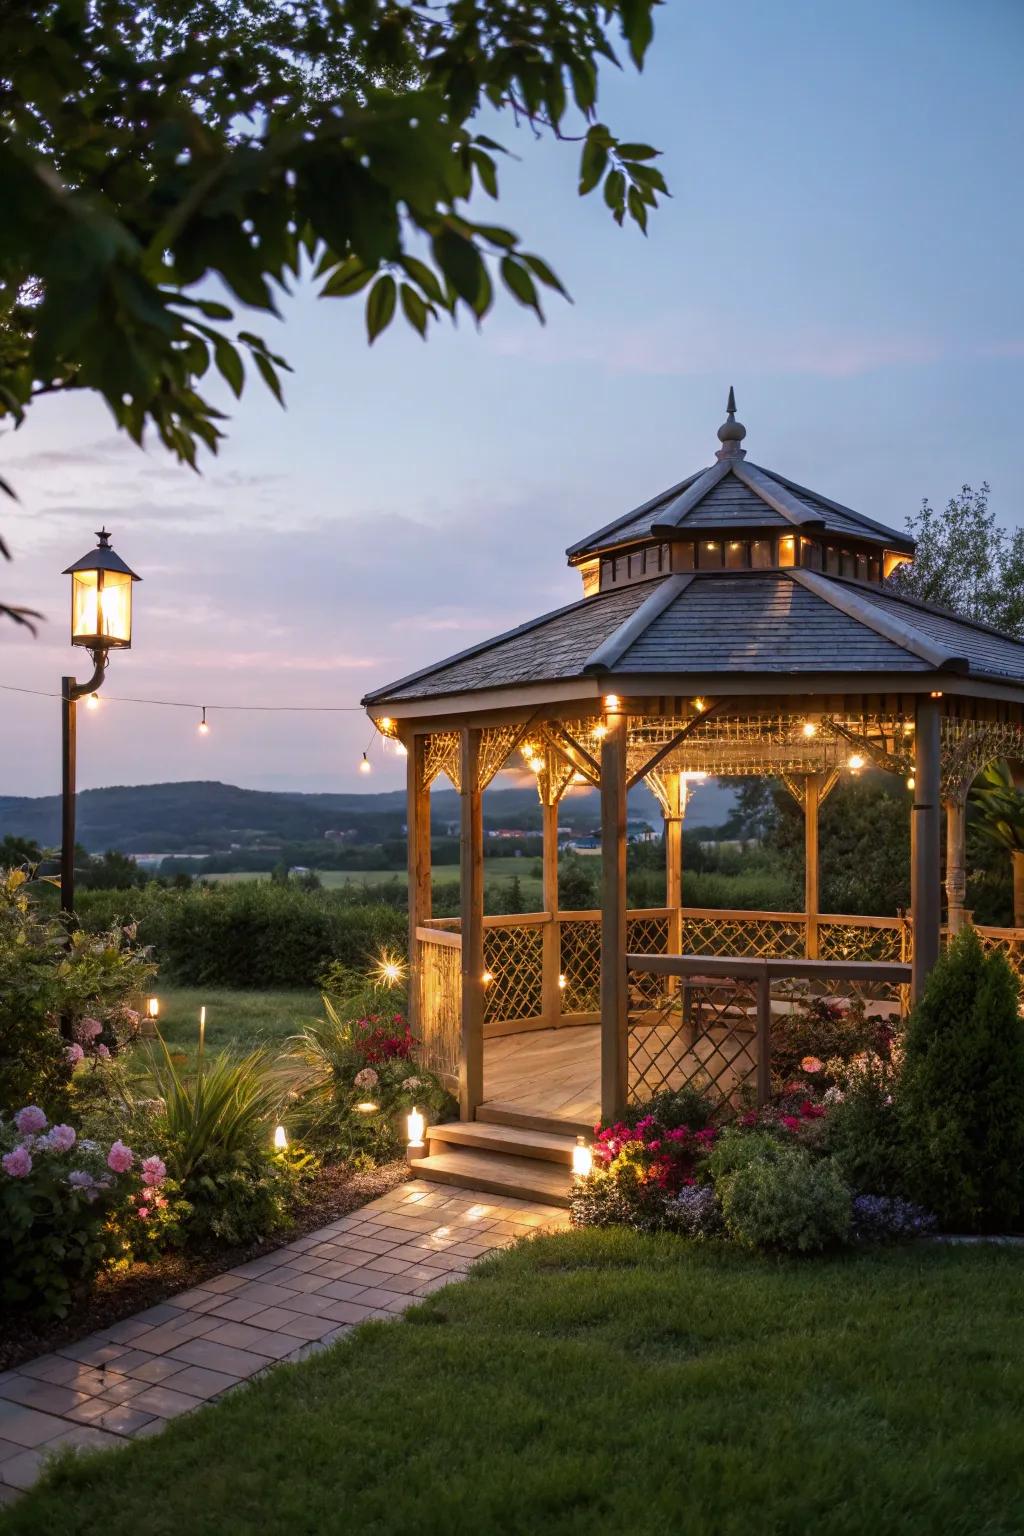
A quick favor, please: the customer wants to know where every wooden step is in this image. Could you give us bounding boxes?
[427,1120,577,1165]
[414,1149,573,1206]
[476,1102,595,1139]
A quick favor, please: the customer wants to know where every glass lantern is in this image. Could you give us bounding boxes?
[63,528,141,649]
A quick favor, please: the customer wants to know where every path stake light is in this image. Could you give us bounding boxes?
[60,529,141,918]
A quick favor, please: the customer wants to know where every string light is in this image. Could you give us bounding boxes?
[906,775,915,790]
[85,693,100,712]
[847,753,865,771]
[693,697,706,713]
[359,752,372,774]
[603,694,620,710]
[482,970,493,985]
[198,706,209,735]
[801,720,817,738]
[558,973,567,990]
[592,723,608,739]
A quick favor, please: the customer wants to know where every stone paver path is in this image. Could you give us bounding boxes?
[0,1178,568,1502]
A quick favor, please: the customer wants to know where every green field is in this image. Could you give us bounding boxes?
[139,987,321,1077]
[202,856,544,902]
[6,1232,1023,1536]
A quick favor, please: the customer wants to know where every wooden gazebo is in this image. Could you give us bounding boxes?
[363,394,1024,1171]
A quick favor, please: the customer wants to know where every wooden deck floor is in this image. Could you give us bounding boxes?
[484,1025,601,1127]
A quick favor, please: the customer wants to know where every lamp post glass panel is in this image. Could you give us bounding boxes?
[60,529,141,916]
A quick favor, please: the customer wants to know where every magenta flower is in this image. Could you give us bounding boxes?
[65,1043,85,1066]
[79,1018,104,1041]
[45,1124,77,1153]
[141,1155,166,1187]
[106,1140,134,1174]
[14,1105,47,1136]
[3,1145,33,1178]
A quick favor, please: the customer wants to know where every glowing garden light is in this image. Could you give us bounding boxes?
[603,693,620,711]
[274,1124,288,1151]
[355,1101,379,1114]
[374,951,406,987]
[147,997,159,1020]
[572,1137,593,1178]
[406,1108,426,1149]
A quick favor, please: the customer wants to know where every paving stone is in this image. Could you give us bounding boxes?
[52,1423,129,1455]
[201,1323,297,1360]
[0,1448,47,1491]
[64,1398,119,1427]
[99,1316,159,1346]
[167,1340,267,1379]
[210,1295,270,1324]
[305,1299,379,1326]
[263,1269,331,1294]
[118,1356,186,1385]
[339,1265,411,1289]
[270,1290,345,1319]
[155,1366,239,1402]
[227,1280,304,1307]
[228,1256,287,1279]
[0,1377,92,1415]
[14,1356,86,1387]
[126,1315,220,1355]
[55,1340,127,1367]
[129,1385,205,1420]
[201,1272,247,1294]
[354,1286,414,1310]
[246,1310,337,1342]
[99,1406,159,1437]
[0,1439,24,1463]
[166,1290,224,1314]
[99,1377,147,1405]
[317,1279,372,1302]
[0,1401,70,1449]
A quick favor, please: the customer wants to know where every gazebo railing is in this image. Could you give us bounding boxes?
[415,906,931,1079]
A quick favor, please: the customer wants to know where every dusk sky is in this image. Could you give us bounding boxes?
[2,0,1022,801]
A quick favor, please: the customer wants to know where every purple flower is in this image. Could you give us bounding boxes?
[79,1018,104,1041]
[95,1044,110,1060]
[14,1105,47,1136]
[65,1043,85,1066]
[68,1169,100,1202]
[2,1145,33,1178]
[106,1140,134,1174]
[851,1194,937,1243]
[45,1124,77,1153]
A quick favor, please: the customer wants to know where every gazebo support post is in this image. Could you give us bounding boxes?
[541,796,561,1026]
[944,791,968,935]
[405,735,432,1038]
[600,716,628,1122]
[459,727,484,1120]
[911,696,942,1005]
[664,773,684,979]
[804,773,822,959]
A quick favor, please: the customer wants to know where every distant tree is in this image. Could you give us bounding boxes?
[1,0,664,629]
[0,833,41,866]
[970,761,1024,926]
[559,854,597,910]
[77,849,146,891]
[502,876,526,915]
[887,484,1024,636]
[722,779,778,841]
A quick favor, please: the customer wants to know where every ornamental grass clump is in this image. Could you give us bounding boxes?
[897,926,1024,1233]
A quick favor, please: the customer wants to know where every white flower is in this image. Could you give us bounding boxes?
[353,1067,379,1090]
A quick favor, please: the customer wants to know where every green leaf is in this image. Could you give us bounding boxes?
[399,255,447,307]
[500,257,541,317]
[521,254,569,298]
[579,127,611,196]
[470,149,498,200]
[214,339,244,398]
[366,274,397,342]
[432,227,485,308]
[400,284,430,338]
[321,258,375,298]
[603,169,625,211]
[616,144,660,162]
[252,351,284,405]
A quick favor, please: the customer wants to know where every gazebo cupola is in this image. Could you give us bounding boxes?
[568,389,914,596]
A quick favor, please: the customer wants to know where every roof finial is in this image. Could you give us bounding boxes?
[715,386,746,460]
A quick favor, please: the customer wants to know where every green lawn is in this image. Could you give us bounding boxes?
[139,987,320,1077]
[202,857,543,901]
[6,1232,1023,1535]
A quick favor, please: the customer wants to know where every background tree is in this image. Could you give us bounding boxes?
[969,761,1024,926]
[1,0,664,628]
[887,483,1024,636]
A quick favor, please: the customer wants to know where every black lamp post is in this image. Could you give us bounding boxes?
[60,528,141,916]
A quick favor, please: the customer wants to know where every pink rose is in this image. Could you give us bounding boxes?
[138,1206,149,1220]
[801,1056,825,1074]
[80,1018,104,1040]
[141,1155,166,1187]
[14,1105,47,1136]
[107,1140,134,1174]
[3,1145,33,1178]
[66,1043,85,1065]
[45,1124,77,1153]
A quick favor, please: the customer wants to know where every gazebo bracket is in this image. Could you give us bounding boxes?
[626,700,723,789]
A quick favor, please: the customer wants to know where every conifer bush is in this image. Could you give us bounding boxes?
[898,926,1024,1232]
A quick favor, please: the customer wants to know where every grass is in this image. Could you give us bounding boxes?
[138,988,320,1078]
[203,857,542,899]
[5,1231,1023,1536]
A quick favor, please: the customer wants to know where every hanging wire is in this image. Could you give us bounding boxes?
[0,681,367,712]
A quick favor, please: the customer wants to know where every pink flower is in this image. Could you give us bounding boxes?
[106,1140,134,1174]
[801,1056,825,1074]
[141,1155,166,1187]
[353,1067,379,1090]
[45,1124,77,1153]
[14,1105,47,1136]
[2,1145,32,1178]
[138,1206,150,1220]
[65,1043,85,1066]
[95,1044,110,1060]
[80,1018,104,1040]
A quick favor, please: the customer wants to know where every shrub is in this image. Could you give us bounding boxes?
[665,1183,723,1239]
[898,926,1024,1232]
[570,1112,719,1233]
[0,1107,176,1317]
[151,1042,297,1245]
[771,991,894,1092]
[622,1082,717,1133]
[716,1141,851,1254]
[288,996,454,1162]
[75,882,407,988]
[850,1195,936,1244]
[0,868,156,1116]
[824,1065,904,1195]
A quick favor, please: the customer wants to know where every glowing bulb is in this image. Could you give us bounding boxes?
[482,970,493,986]
[198,707,209,735]
[558,974,567,990]
[571,771,588,784]
[593,723,608,739]
[929,690,943,699]
[848,753,865,771]
[406,1108,426,1149]
[355,1101,379,1114]
[604,694,620,711]
[802,721,817,738]
[572,1137,593,1178]
[693,697,706,713]
[374,951,406,987]
[379,716,394,733]
[86,693,100,711]
[906,775,915,790]
[146,997,159,1020]
[359,752,372,774]
[527,756,543,773]
[274,1124,288,1151]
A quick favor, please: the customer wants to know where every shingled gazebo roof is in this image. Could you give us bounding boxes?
[364,395,1024,712]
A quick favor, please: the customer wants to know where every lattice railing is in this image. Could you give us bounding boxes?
[484,921,544,1024]
[818,916,909,964]
[975,926,1024,997]
[679,908,806,960]
[628,976,762,1108]
[559,915,601,1014]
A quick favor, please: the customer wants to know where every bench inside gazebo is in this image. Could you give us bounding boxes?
[362,394,1024,1202]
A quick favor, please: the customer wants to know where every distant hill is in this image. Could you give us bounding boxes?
[0,777,736,855]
